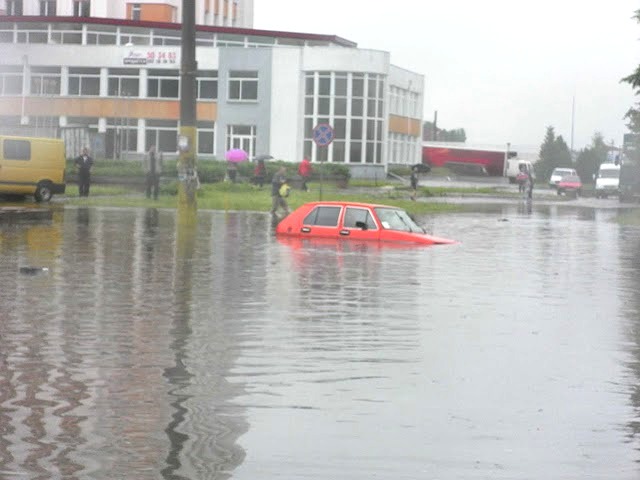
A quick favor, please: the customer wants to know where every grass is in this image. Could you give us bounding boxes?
[62,181,463,214]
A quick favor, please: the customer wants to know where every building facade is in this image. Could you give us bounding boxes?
[0,16,423,176]
[0,0,254,28]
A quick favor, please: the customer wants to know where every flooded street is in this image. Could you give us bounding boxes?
[1,203,640,479]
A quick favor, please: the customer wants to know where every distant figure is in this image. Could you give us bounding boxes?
[144,145,163,200]
[254,159,267,188]
[410,166,419,201]
[227,161,238,183]
[298,157,312,192]
[271,166,290,217]
[74,147,94,197]
[517,163,534,199]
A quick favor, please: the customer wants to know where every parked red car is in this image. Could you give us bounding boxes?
[557,175,583,197]
[275,201,456,246]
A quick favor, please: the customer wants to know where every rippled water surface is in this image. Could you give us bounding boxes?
[1,204,640,479]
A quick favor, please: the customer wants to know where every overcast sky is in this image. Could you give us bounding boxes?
[254,0,640,151]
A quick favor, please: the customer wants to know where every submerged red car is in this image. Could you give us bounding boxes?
[557,175,583,197]
[275,201,456,245]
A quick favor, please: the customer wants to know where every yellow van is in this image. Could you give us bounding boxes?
[0,135,66,202]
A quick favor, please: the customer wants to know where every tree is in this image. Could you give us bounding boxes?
[535,126,572,181]
[622,10,640,135]
[422,121,467,142]
[576,133,609,184]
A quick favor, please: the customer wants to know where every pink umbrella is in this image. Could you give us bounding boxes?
[225,148,249,163]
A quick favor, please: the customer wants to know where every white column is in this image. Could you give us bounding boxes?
[98,117,107,133]
[137,118,145,153]
[81,24,88,45]
[99,67,108,96]
[59,116,67,127]
[21,56,29,124]
[139,68,148,98]
[60,66,69,95]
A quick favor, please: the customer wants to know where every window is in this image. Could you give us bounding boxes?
[197,71,217,100]
[146,119,177,153]
[226,125,256,158]
[130,3,141,21]
[343,208,377,230]
[197,121,215,155]
[108,68,139,97]
[73,0,90,17]
[0,66,23,95]
[3,139,30,161]
[39,1,56,16]
[148,69,179,98]
[6,1,23,15]
[30,66,61,95]
[303,206,342,227]
[68,67,100,96]
[228,70,258,102]
[304,71,386,165]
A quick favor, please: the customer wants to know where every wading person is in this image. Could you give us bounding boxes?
[271,166,290,218]
[74,147,94,197]
[145,145,163,200]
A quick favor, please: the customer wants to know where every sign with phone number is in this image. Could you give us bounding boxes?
[123,50,179,66]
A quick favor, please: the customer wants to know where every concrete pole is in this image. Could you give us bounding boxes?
[178,0,198,218]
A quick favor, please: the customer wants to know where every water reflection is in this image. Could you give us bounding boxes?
[0,204,639,479]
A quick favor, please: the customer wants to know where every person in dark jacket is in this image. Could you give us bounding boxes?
[410,166,419,201]
[254,159,267,188]
[271,166,290,217]
[144,145,163,200]
[74,147,94,197]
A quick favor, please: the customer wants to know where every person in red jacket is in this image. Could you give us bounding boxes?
[298,157,312,192]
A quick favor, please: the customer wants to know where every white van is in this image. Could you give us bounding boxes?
[594,162,620,198]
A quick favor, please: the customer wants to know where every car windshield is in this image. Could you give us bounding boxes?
[374,207,423,233]
[553,169,573,176]
[561,175,580,183]
[599,169,620,179]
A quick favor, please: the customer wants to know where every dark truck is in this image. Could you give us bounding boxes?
[619,158,640,202]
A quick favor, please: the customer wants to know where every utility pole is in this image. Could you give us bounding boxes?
[178,0,198,217]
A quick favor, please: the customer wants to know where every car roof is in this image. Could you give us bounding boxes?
[302,201,401,210]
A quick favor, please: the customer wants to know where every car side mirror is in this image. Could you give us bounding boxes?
[355,221,368,230]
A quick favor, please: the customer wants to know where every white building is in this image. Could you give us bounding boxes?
[0,15,423,177]
[0,0,254,28]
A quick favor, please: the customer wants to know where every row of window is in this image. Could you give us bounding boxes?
[0,66,258,101]
[5,1,90,17]
[304,71,386,164]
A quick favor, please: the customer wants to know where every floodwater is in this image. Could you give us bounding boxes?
[0,203,639,479]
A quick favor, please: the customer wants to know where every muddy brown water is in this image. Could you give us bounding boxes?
[0,203,639,479]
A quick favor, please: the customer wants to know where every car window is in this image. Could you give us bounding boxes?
[3,139,31,161]
[343,207,378,230]
[303,206,341,227]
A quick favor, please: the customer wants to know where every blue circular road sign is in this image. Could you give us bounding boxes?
[313,123,334,147]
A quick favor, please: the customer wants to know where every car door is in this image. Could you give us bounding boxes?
[300,205,343,238]
[339,206,380,241]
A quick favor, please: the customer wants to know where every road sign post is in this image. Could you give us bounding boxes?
[312,123,334,200]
